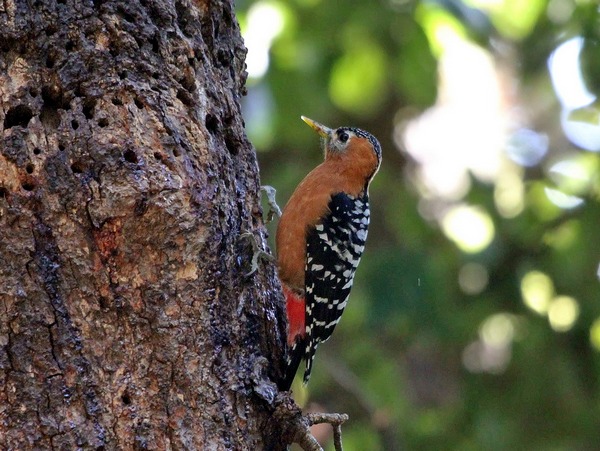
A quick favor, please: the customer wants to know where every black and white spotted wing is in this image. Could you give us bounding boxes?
[302,191,370,383]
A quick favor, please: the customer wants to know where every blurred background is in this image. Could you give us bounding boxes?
[237,0,600,449]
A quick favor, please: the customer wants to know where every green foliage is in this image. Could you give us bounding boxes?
[239,0,600,448]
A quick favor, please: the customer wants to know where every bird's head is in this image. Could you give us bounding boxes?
[301,116,382,182]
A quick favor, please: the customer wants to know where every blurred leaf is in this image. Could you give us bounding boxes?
[567,103,600,125]
[329,37,388,115]
[390,16,438,106]
[482,0,546,40]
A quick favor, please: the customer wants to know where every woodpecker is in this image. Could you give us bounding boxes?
[276,116,381,390]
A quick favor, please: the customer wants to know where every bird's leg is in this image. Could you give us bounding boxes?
[239,231,275,276]
[260,185,282,223]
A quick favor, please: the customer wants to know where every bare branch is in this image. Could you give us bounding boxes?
[307,412,349,427]
[333,424,344,451]
[293,425,323,451]
[307,413,349,451]
[271,393,348,451]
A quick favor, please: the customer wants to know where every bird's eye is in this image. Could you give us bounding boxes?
[337,130,349,143]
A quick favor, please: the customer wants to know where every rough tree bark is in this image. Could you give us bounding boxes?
[0,0,289,448]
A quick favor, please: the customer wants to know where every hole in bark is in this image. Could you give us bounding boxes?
[225,136,239,156]
[152,72,160,79]
[111,97,123,106]
[83,98,97,119]
[98,296,109,309]
[57,0,65,4]
[33,147,41,155]
[22,182,35,191]
[119,8,135,23]
[123,149,138,163]
[40,106,61,129]
[176,88,192,106]
[71,162,83,174]
[93,0,105,7]
[74,85,85,98]
[58,143,65,151]
[0,187,7,198]
[134,97,144,109]
[29,88,39,97]
[118,70,128,80]
[4,105,33,129]
[65,40,75,51]
[151,35,160,53]
[46,55,55,68]
[98,118,109,127]
[26,163,34,174]
[153,152,162,161]
[121,393,131,405]
[41,86,57,105]
[173,148,180,157]
[71,120,79,130]
[217,49,230,68]
[46,25,57,36]
[135,198,148,216]
[205,114,219,134]
[42,84,69,110]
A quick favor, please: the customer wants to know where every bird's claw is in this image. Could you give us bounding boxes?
[260,185,282,223]
[240,232,275,276]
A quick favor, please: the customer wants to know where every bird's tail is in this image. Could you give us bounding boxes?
[279,337,305,391]
[279,285,306,391]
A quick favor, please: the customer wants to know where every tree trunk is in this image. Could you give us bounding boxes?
[0,0,287,448]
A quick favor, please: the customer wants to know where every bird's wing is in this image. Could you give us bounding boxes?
[302,191,370,383]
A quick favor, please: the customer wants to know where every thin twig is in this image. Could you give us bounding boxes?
[306,413,349,451]
[307,412,349,427]
[293,425,323,451]
[333,424,343,451]
[272,393,349,451]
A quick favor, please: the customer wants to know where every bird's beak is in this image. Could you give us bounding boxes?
[301,116,332,139]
